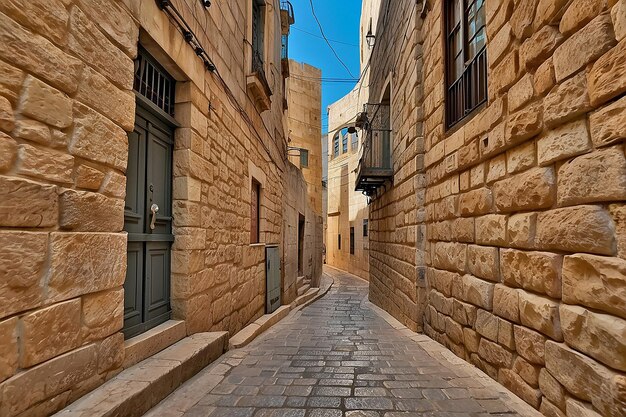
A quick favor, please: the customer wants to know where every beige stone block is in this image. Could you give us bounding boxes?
[539,368,567,410]
[173,200,202,227]
[82,288,124,342]
[514,324,547,365]
[486,154,506,184]
[560,0,607,35]
[493,167,555,212]
[553,13,616,82]
[534,58,556,96]
[0,96,15,133]
[562,254,626,319]
[71,102,128,171]
[0,231,47,320]
[445,316,464,345]
[75,165,105,190]
[470,163,485,188]
[59,189,124,232]
[493,284,520,323]
[566,398,604,417]
[499,368,542,408]
[0,176,58,227]
[610,204,626,258]
[173,176,202,202]
[487,0,514,39]
[478,338,514,367]
[48,232,126,302]
[587,38,626,106]
[498,319,515,349]
[97,332,124,374]
[172,227,206,251]
[427,268,457,297]
[20,299,82,367]
[458,274,495,310]
[544,72,592,127]
[500,249,562,298]
[0,0,69,46]
[0,132,17,172]
[475,309,499,341]
[541,398,567,417]
[0,60,24,104]
[520,25,564,71]
[536,205,616,255]
[518,290,562,340]
[589,95,626,148]
[510,0,539,39]
[17,143,74,184]
[557,146,626,206]
[68,7,133,89]
[507,212,537,249]
[19,75,73,128]
[0,317,18,383]
[509,74,535,112]
[537,118,591,165]
[505,102,543,146]
[464,327,480,353]
[452,299,477,327]
[0,344,97,416]
[545,341,623,417]
[489,23,513,68]
[534,0,571,28]
[480,122,506,159]
[513,356,540,387]
[613,0,626,41]
[560,304,626,371]
[0,11,82,93]
[467,245,499,282]
[75,66,135,132]
[13,119,51,146]
[475,214,507,246]
[506,140,535,174]
[101,171,127,199]
[452,217,474,243]
[490,52,519,94]
[430,290,453,316]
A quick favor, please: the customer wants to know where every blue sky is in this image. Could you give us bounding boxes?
[288,0,361,133]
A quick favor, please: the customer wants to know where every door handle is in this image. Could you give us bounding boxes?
[150,204,159,230]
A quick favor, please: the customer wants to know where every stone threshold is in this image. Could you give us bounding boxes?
[228,273,335,349]
[54,331,228,417]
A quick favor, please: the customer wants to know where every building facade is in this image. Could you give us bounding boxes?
[0,0,321,415]
[355,0,626,416]
[326,89,370,281]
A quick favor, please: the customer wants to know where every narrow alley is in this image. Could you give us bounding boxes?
[146,268,538,417]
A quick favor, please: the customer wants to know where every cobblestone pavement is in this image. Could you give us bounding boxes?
[146,268,539,417]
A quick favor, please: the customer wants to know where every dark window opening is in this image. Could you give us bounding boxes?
[363,219,369,237]
[349,227,355,255]
[252,0,265,74]
[338,234,341,250]
[445,0,487,129]
[351,132,358,153]
[298,214,305,275]
[300,149,309,168]
[251,179,261,243]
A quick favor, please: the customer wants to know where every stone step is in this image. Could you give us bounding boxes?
[54,332,228,417]
[297,283,311,296]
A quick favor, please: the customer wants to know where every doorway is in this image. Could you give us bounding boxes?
[298,214,305,276]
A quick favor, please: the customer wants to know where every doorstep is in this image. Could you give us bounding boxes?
[54,332,228,417]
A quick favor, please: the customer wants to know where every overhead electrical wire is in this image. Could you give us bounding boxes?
[308,0,357,78]
[292,26,360,47]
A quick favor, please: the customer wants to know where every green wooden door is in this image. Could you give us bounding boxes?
[123,104,174,339]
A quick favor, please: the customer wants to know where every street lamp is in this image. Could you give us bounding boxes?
[366,29,376,48]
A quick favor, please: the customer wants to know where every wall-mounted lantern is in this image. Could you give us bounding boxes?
[366,29,376,48]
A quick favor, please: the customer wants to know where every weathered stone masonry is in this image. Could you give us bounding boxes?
[0,0,321,415]
[364,0,626,416]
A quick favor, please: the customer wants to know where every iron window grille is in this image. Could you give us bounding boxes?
[363,219,368,237]
[445,0,488,129]
[349,227,355,254]
[333,134,340,158]
[342,133,348,154]
[252,0,265,74]
[133,49,176,116]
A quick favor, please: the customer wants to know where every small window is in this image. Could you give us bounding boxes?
[338,234,341,250]
[349,227,355,255]
[300,149,309,168]
[252,0,265,73]
[333,134,340,158]
[363,219,368,237]
[251,179,261,243]
[351,132,358,152]
[342,132,348,154]
[445,0,487,129]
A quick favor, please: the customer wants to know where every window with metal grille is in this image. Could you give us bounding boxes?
[349,227,355,255]
[363,219,368,237]
[351,132,358,152]
[342,132,348,154]
[445,0,487,129]
[252,0,265,74]
[133,49,176,116]
[333,134,339,158]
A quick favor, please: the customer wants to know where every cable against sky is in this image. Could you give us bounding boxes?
[308,0,356,78]
[292,26,359,47]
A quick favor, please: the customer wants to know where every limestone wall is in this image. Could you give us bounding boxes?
[364,0,426,331]
[326,89,370,281]
[365,0,626,415]
[0,0,320,415]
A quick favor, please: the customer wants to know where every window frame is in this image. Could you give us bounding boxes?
[300,148,309,168]
[333,133,340,158]
[444,0,488,130]
[251,0,266,72]
[338,234,341,250]
[250,178,261,243]
[342,132,348,154]
[363,219,368,237]
[349,226,355,255]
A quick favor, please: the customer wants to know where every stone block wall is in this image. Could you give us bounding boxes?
[0,0,321,415]
[365,0,426,331]
[418,0,626,416]
[363,0,626,414]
